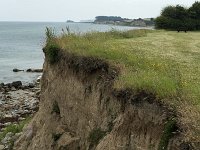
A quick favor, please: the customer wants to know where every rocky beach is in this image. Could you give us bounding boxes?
[0,70,41,150]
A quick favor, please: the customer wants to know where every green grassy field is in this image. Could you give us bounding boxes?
[46,29,200,141]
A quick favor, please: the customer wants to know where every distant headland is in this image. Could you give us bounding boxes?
[66,16,155,27]
[94,16,155,27]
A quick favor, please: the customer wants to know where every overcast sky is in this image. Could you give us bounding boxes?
[0,0,197,22]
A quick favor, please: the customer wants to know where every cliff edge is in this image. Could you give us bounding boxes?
[13,29,200,149]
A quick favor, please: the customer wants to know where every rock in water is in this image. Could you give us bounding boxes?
[13,68,24,72]
[36,76,42,83]
[5,83,12,88]
[0,83,4,87]
[12,81,22,89]
[26,69,43,73]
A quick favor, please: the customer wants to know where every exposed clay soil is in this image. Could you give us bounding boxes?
[13,50,196,150]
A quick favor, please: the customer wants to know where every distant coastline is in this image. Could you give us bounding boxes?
[66,16,155,27]
[93,16,155,27]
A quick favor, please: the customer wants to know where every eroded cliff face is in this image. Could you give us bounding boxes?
[13,51,188,150]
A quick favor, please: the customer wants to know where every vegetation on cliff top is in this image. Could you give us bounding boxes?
[44,29,200,141]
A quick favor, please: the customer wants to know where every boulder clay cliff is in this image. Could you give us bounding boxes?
[13,49,196,150]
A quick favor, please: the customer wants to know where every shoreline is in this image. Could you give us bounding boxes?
[0,80,40,129]
[0,78,41,149]
[0,69,43,85]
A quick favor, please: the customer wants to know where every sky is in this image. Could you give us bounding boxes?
[0,0,198,22]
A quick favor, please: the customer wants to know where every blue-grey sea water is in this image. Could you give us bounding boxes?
[0,22,140,84]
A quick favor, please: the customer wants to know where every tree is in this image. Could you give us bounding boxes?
[155,2,200,31]
[155,5,188,31]
[188,1,200,30]
[174,5,188,20]
[189,1,200,19]
[95,16,123,22]
[161,6,176,18]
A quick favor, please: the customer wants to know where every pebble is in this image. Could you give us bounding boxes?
[4,114,12,118]
[0,81,40,148]
[0,145,4,150]
[0,81,40,130]
[4,122,11,126]
[1,132,14,145]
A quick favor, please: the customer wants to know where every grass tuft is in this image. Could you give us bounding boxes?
[158,118,177,150]
[44,28,60,64]
[45,44,59,64]
[0,117,32,141]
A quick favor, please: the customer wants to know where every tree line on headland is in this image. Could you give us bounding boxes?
[155,1,200,31]
[94,16,154,27]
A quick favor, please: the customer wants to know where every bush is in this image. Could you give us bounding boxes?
[44,27,60,64]
[155,16,169,29]
[45,44,59,64]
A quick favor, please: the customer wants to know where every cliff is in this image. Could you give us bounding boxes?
[12,52,186,150]
[13,30,200,149]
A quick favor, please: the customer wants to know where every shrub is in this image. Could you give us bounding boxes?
[45,44,59,64]
[44,27,60,64]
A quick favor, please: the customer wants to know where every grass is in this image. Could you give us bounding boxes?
[158,118,176,150]
[44,27,59,64]
[45,29,200,141]
[47,29,200,100]
[0,117,32,141]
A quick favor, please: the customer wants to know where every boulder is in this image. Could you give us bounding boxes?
[36,76,42,82]
[0,145,4,150]
[13,68,24,72]
[12,81,22,89]
[28,83,35,88]
[0,83,4,87]
[21,85,29,90]
[0,83,4,91]
[5,83,12,88]
[1,132,14,144]
[11,87,16,91]
[26,69,43,73]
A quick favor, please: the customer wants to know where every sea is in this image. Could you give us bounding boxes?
[0,22,140,84]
